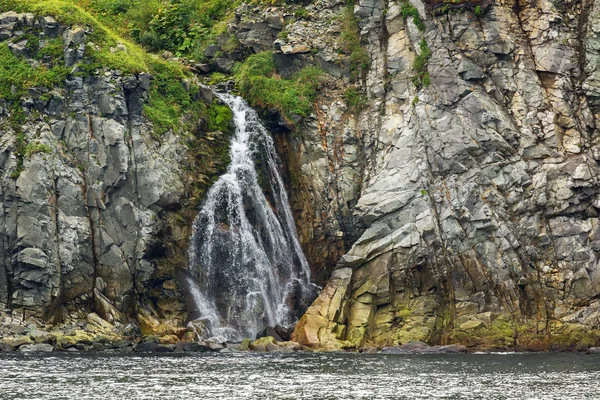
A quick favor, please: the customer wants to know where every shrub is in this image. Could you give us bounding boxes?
[25,142,52,156]
[401,2,425,32]
[234,51,325,123]
[344,87,366,112]
[340,2,370,82]
[412,38,431,88]
[207,101,233,132]
[294,8,309,19]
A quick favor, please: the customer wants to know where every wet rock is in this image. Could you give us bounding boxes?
[134,342,174,353]
[381,342,468,355]
[587,347,600,354]
[7,324,26,335]
[19,343,54,352]
[256,326,283,342]
[175,342,211,353]
[0,343,16,352]
[112,340,133,348]
[116,346,134,354]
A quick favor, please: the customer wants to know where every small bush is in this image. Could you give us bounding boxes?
[234,51,325,123]
[25,142,52,156]
[207,101,233,132]
[294,8,309,19]
[344,87,366,112]
[340,2,370,82]
[412,38,431,88]
[401,2,425,32]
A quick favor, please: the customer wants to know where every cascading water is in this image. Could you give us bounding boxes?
[187,93,318,342]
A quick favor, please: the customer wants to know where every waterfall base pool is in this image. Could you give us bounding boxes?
[0,352,599,399]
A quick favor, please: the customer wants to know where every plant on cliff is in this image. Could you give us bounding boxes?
[77,0,242,61]
[0,43,67,101]
[344,87,367,113]
[0,0,207,135]
[234,51,325,123]
[207,101,233,132]
[340,1,370,82]
[401,1,425,32]
[412,38,431,88]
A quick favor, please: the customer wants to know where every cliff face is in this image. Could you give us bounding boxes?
[277,0,600,350]
[3,0,600,352]
[0,11,230,340]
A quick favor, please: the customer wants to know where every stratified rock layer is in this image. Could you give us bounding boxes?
[0,12,229,337]
[284,0,600,350]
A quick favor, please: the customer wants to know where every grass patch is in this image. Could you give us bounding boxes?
[0,43,67,102]
[25,142,52,156]
[401,1,425,32]
[0,0,206,135]
[343,86,366,113]
[234,51,325,123]
[412,38,431,88]
[207,100,233,132]
[340,1,370,82]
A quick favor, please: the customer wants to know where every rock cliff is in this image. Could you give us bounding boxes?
[285,0,600,350]
[0,9,231,343]
[2,0,600,353]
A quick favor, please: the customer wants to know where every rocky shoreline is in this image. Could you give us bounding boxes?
[2,322,600,355]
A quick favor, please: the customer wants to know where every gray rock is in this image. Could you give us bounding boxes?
[587,347,600,354]
[0,343,16,352]
[19,343,54,352]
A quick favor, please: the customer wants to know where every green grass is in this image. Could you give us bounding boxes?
[0,0,205,135]
[25,142,52,156]
[234,51,325,123]
[401,1,425,32]
[0,43,67,102]
[207,101,233,132]
[340,2,370,82]
[343,86,366,113]
[412,38,431,88]
[72,0,244,61]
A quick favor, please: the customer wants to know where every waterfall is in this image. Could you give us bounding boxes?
[187,93,318,342]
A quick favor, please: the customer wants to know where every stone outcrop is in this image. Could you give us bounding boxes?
[275,0,600,351]
[4,0,600,353]
[0,12,229,341]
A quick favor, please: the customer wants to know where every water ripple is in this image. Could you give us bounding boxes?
[0,352,598,399]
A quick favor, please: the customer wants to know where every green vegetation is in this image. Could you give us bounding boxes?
[70,0,243,61]
[0,43,67,101]
[412,38,431,89]
[25,142,52,156]
[294,7,309,20]
[207,101,233,132]
[277,29,289,41]
[401,1,425,32]
[343,87,366,113]
[0,0,206,135]
[10,132,26,179]
[474,5,482,16]
[340,2,370,82]
[234,51,325,122]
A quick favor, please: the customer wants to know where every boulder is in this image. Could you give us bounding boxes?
[587,347,600,354]
[381,342,468,355]
[0,343,16,352]
[255,326,283,342]
[134,342,174,353]
[19,343,54,352]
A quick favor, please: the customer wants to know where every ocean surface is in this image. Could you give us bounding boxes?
[0,351,598,399]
